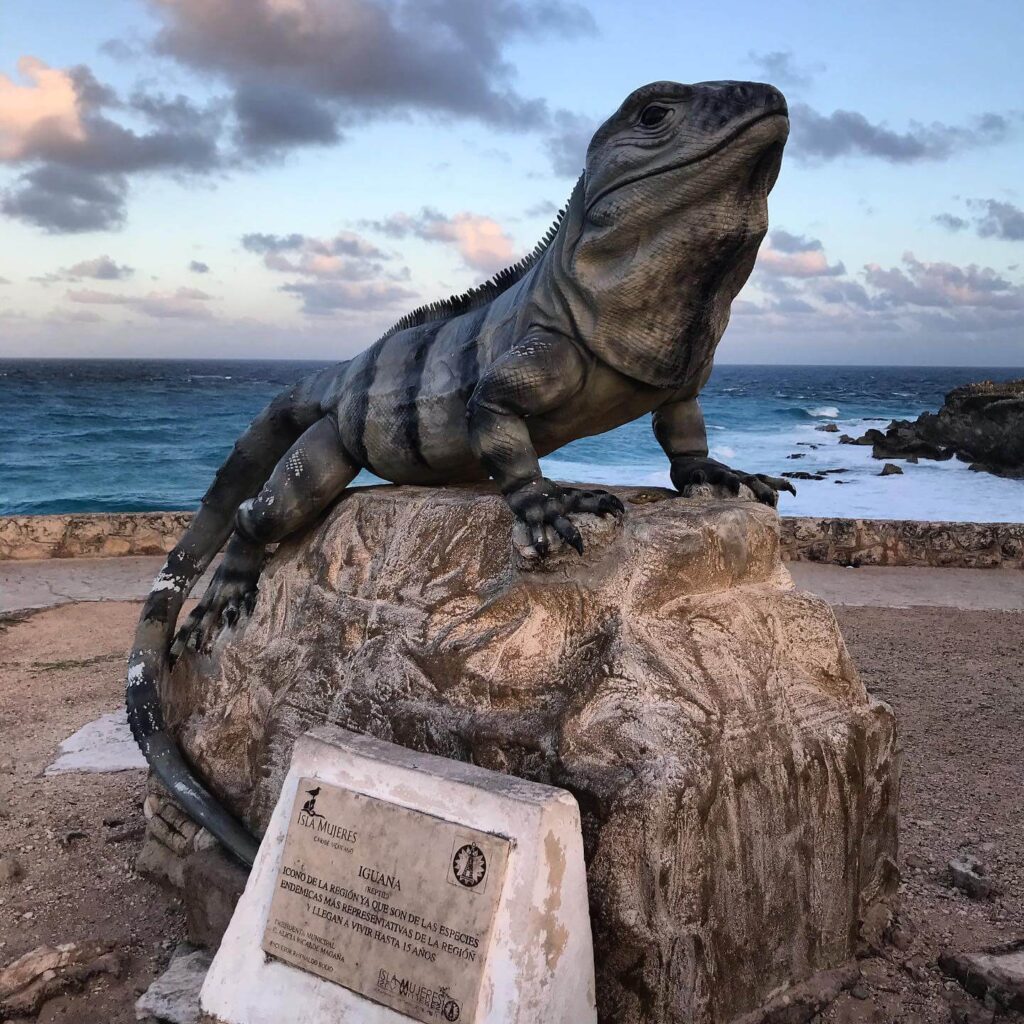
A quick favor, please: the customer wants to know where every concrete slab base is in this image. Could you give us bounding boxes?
[45,710,147,775]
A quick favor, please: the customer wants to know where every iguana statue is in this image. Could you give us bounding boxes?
[128,79,793,865]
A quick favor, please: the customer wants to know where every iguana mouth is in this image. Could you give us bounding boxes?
[585,109,789,213]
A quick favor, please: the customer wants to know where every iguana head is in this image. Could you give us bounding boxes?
[582,80,788,224]
[548,80,788,388]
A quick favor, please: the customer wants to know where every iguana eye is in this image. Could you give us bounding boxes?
[639,104,671,128]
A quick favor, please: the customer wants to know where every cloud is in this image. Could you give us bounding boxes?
[544,110,596,177]
[747,50,824,90]
[188,259,210,273]
[243,226,413,315]
[65,254,134,279]
[524,199,558,218]
[150,0,596,139]
[970,198,1024,241]
[366,209,516,273]
[933,212,969,232]
[241,232,306,254]
[67,284,215,318]
[790,103,1014,163]
[280,279,416,315]
[243,229,389,278]
[232,80,341,153]
[2,2,597,233]
[933,198,1024,242]
[755,231,845,278]
[0,56,225,232]
[0,57,85,160]
[864,253,1024,310]
[1,164,129,232]
[737,245,1024,345]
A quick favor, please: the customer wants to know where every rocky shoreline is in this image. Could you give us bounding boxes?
[841,378,1024,478]
[2,507,1023,569]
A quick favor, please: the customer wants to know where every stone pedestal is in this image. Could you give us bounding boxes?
[166,485,900,1024]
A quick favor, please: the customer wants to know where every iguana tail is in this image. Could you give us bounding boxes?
[126,371,329,865]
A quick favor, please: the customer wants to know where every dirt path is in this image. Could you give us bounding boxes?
[0,602,185,1024]
[0,598,1021,1023]
[821,606,1024,1024]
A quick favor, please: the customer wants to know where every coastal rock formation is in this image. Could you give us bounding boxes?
[849,379,1024,477]
[166,485,899,1024]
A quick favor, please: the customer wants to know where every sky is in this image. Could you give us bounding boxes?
[1,0,1022,365]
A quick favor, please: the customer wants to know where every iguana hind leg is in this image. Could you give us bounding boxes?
[176,415,357,652]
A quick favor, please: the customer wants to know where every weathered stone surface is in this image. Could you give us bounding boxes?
[167,485,899,1024]
[135,943,212,1024]
[0,941,123,1017]
[182,848,249,949]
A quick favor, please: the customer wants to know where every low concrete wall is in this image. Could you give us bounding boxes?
[779,517,1024,569]
[0,512,191,561]
[1,510,1022,569]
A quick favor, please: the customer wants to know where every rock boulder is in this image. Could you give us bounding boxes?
[167,485,899,1024]
[851,379,1024,476]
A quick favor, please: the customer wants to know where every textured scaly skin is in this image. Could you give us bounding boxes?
[128,80,793,865]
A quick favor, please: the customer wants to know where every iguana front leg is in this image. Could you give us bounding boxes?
[653,396,795,508]
[468,333,624,557]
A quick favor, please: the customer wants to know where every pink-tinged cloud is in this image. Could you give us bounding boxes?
[424,213,516,274]
[368,209,517,274]
[0,57,84,161]
[757,245,845,278]
[864,252,1024,309]
[66,285,215,318]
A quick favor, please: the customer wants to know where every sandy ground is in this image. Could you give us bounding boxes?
[0,564,1021,1023]
[0,602,186,1023]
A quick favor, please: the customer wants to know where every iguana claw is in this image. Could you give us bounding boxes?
[670,457,796,509]
[506,479,625,559]
[171,538,263,657]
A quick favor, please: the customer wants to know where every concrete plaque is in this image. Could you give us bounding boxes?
[262,778,511,1022]
[201,726,596,1024]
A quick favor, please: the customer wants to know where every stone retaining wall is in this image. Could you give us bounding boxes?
[1,509,1022,569]
[0,512,191,561]
[778,517,1024,569]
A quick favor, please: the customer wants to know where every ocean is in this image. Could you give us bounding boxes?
[1,359,1021,522]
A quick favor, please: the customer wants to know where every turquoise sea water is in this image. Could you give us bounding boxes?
[1,359,1021,522]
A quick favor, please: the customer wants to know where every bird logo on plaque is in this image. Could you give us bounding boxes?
[452,843,487,889]
[300,786,324,818]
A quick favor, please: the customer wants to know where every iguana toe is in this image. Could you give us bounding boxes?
[172,560,261,655]
[670,457,795,508]
[506,479,622,559]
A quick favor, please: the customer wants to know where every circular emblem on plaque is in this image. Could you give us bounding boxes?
[442,998,461,1021]
[452,843,487,888]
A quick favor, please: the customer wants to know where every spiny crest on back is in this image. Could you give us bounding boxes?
[377,181,578,342]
